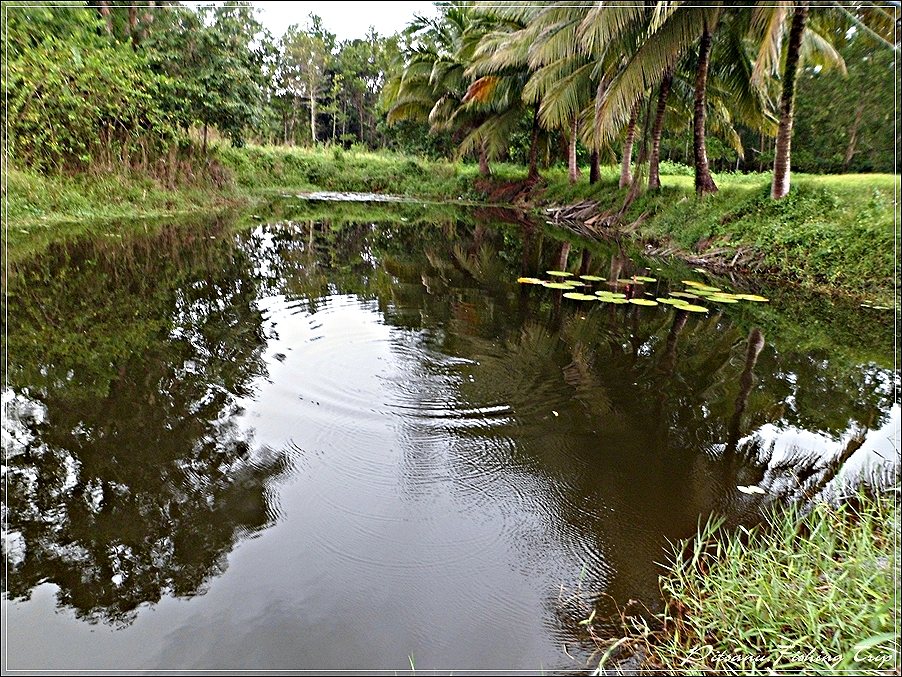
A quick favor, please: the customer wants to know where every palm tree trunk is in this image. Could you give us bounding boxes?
[478,141,490,177]
[557,241,571,271]
[693,21,718,196]
[527,103,541,181]
[648,69,673,190]
[771,3,809,199]
[589,149,600,184]
[568,117,581,184]
[619,101,640,188]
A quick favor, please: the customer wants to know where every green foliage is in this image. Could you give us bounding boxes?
[635,491,900,674]
[4,7,177,171]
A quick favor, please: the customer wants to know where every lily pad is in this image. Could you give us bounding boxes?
[547,270,573,277]
[633,275,657,282]
[736,294,770,302]
[682,280,705,287]
[706,295,739,303]
[579,275,605,281]
[517,277,544,284]
[542,282,573,289]
[669,291,699,299]
[616,278,642,285]
[657,297,684,305]
[563,280,587,287]
[596,291,626,298]
[563,292,598,301]
[678,304,709,313]
[629,298,659,306]
[694,286,721,293]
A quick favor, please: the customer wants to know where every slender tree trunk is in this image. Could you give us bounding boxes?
[619,101,640,188]
[771,3,808,199]
[578,248,592,275]
[202,123,208,153]
[557,241,571,271]
[568,117,581,184]
[139,1,155,43]
[478,141,490,177]
[98,1,113,35]
[527,103,541,181]
[693,21,718,196]
[128,5,138,44]
[843,104,864,171]
[648,68,673,190]
[589,149,600,184]
[310,92,317,144]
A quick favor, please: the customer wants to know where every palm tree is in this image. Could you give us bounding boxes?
[383,3,496,175]
[583,3,726,196]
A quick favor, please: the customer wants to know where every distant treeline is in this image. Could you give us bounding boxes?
[2,2,898,188]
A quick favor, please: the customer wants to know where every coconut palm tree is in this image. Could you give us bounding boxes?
[383,3,497,174]
[582,3,727,196]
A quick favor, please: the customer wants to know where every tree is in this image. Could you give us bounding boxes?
[279,15,335,145]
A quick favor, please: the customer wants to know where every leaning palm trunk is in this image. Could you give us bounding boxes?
[527,104,541,181]
[589,149,600,184]
[693,22,718,196]
[619,102,640,188]
[771,3,809,199]
[648,69,673,190]
[478,141,490,177]
[568,117,581,184]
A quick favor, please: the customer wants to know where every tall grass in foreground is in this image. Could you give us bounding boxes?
[597,490,900,675]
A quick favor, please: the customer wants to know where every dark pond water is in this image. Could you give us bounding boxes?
[2,202,898,673]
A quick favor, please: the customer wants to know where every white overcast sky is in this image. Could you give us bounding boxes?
[189,2,438,41]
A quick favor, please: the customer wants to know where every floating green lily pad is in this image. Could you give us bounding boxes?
[682,280,705,287]
[736,294,770,302]
[633,275,657,282]
[517,277,543,284]
[678,304,709,313]
[563,292,598,301]
[564,281,587,287]
[542,282,573,289]
[616,278,642,285]
[547,270,573,277]
[669,291,699,299]
[706,295,739,303]
[694,286,721,293]
[657,297,684,305]
[629,298,659,306]
[596,291,626,298]
[579,275,605,281]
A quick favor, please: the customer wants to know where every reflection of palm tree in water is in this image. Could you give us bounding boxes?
[726,328,765,453]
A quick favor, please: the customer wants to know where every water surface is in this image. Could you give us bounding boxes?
[2,204,898,672]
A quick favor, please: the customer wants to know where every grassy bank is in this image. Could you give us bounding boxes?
[596,491,899,675]
[3,147,897,302]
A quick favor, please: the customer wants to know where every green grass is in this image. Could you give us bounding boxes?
[597,491,900,675]
[537,166,898,304]
[3,148,897,302]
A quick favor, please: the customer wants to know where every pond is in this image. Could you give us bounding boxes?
[2,201,898,672]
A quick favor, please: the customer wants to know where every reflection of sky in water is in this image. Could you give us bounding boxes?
[2,215,898,672]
